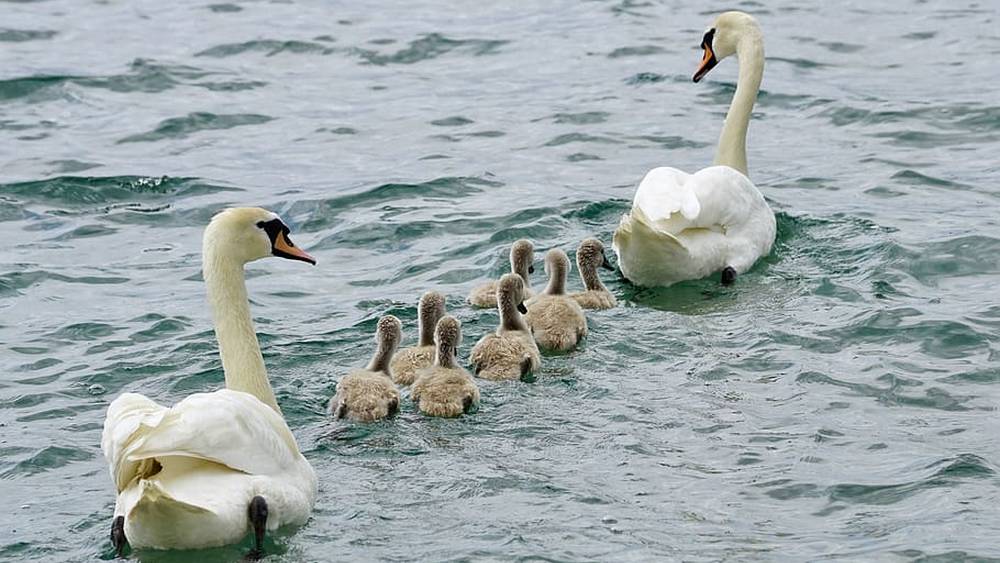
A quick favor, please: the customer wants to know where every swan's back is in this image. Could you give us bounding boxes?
[615,165,775,286]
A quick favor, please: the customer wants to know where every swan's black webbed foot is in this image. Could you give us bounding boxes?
[246,496,269,561]
[110,515,127,558]
[721,266,737,286]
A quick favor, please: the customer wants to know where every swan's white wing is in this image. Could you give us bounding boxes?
[684,166,769,233]
[632,167,701,233]
[632,165,764,235]
[102,389,302,492]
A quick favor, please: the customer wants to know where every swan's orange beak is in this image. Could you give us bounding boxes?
[274,231,316,265]
[693,44,718,83]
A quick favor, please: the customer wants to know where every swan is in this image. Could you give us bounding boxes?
[570,238,617,310]
[470,273,541,380]
[612,11,776,287]
[525,249,588,351]
[390,290,446,385]
[468,239,535,307]
[329,315,402,422]
[411,316,480,417]
[101,207,318,559]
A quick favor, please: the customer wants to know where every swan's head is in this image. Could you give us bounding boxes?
[693,11,761,82]
[204,207,315,266]
[510,239,536,279]
[498,273,528,314]
[577,238,615,273]
[434,315,462,354]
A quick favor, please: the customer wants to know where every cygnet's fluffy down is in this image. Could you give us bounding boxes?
[468,239,535,307]
[329,315,402,422]
[391,290,446,385]
[411,316,480,417]
[470,273,541,380]
[570,238,618,310]
[525,248,587,351]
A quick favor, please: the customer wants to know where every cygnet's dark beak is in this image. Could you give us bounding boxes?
[528,264,535,274]
[517,302,528,314]
[601,254,615,271]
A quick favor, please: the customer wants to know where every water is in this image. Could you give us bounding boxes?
[2,0,999,560]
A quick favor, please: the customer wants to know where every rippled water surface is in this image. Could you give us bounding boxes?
[2,0,999,561]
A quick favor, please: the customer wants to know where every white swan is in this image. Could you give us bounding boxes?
[612,11,776,287]
[101,207,318,558]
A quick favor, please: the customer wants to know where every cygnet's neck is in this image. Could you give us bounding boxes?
[366,336,395,375]
[435,342,457,369]
[499,294,528,331]
[544,263,568,295]
[418,301,442,347]
[580,259,608,292]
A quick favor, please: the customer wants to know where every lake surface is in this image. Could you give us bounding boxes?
[2,0,999,561]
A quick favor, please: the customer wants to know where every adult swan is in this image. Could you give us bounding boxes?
[613,11,776,287]
[101,208,318,558]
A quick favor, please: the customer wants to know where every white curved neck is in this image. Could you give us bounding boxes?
[713,33,764,177]
[203,250,280,413]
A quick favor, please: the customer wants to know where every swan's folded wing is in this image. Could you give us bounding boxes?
[632,167,701,233]
[102,389,302,492]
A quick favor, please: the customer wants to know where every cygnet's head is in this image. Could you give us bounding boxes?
[418,290,447,345]
[204,207,316,266]
[510,239,535,279]
[693,11,761,82]
[543,248,571,284]
[375,315,403,354]
[419,291,446,324]
[497,273,528,314]
[577,238,614,273]
[434,315,461,354]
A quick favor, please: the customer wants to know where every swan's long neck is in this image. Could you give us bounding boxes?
[713,32,764,177]
[203,250,280,413]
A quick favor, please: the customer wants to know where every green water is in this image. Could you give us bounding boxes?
[2,0,999,561]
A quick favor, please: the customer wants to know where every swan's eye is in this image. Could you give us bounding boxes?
[701,28,716,49]
[256,221,266,228]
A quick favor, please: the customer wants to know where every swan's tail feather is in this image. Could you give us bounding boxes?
[131,480,212,519]
[613,207,693,287]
